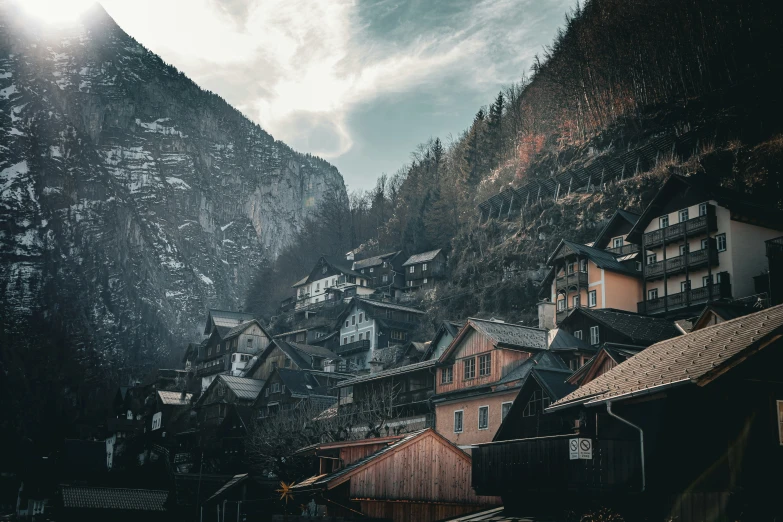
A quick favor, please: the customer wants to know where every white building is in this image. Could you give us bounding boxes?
[292,255,374,309]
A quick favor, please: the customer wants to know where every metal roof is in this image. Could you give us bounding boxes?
[402,249,443,267]
[219,375,265,401]
[205,309,256,334]
[157,390,192,406]
[206,474,248,503]
[468,318,548,350]
[564,308,681,346]
[551,303,783,409]
[335,359,437,388]
[61,487,168,511]
[352,251,401,270]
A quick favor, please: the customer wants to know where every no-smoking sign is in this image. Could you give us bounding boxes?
[569,438,593,460]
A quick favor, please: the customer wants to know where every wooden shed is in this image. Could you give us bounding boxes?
[292,429,498,522]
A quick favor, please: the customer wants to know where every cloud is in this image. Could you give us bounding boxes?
[100,0,570,185]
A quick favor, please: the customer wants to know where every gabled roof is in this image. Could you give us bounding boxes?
[402,249,443,267]
[335,359,437,388]
[291,275,309,288]
[335,298,424,328]
[217,375,265,402]
[243,339,339,377]
[61,487,168,511]
[424,320,464,360]
[547,328,594,353]
[206,474,249,503]
[495,350,569,388]
[292,429,468,491]
[204,309,256,335]
[157,390,192,406]
[691,301,762,332]
[272,368,336,399]
[592,209,640,248]
[352,251,402,270]
[440,318,547,362]
[546,239,639,276]
[567,343,644,386]
[532,367,578,401]
[221,319,269,344]
[562,308,681,346]
[550,303,783,410]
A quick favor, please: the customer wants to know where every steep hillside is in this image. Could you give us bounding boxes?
[0,3,346,371]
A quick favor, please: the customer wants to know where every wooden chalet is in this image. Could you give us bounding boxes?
[352,250,406,294]
[255,367,347,418]
[194,375,264,427]
[433,318,550,447]
[150,390,192,436]
[335,342,436,435]
[566,343,642,388]
[292,429,497,522]
[557,307,681,352]
[471,304,783,521]
[292,255,374,310]
[626,174,783,317]
[402,249,446,291]
[241,338,341,381]
[335,298,425,371]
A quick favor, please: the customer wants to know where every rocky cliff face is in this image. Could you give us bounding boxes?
[0,4,346,366]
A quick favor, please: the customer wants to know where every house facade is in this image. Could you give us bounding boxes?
[292,255,373,310]
[352,250,406,294]
[335,298,425,371]
[242,339,340,382]
[402,249,446,291]
[432,318,549,448]
[627,174,783,317]
[194,375,264,427]
[194,319,271,391]
[254,368,346,418]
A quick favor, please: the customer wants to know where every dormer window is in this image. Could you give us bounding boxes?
[322,266,327,274]
[612,237,623,248]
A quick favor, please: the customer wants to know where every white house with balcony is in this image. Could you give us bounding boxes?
[291,255,374,310]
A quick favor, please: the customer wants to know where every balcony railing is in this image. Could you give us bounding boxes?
[644,242,718,280]
[555,271,588,292]
[335,339,371,356]
[472,435,641,496]
[605,243,640,256]
[642,205,717,248]
[766,236,783,257]
[637,279,731,315]
[196,359,225,376]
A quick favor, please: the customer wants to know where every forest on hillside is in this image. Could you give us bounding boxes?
[246,0,783,330]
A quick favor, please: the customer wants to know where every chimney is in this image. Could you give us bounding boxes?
[538,299,556,330]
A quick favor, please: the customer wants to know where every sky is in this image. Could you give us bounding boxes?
[30,0,575,191]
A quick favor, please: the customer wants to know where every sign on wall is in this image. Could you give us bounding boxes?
[152,411,162,431]
[569,438,593,460]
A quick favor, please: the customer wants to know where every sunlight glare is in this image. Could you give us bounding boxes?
[18,0,96,25]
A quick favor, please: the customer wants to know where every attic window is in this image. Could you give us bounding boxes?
[322,266,327,274]
[522,390,550,417]
[612,237,623,248]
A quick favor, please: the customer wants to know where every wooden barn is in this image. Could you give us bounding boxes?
[292,429,498,522]
[471,304,783,521]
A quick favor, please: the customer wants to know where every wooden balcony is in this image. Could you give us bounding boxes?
[644,241,719,280]
[196,359,225,376]
[605,243,640,256]
[472,435,641,496]
[642,205,717,248]
[555,271,588,292]
[637,279,731,315]
[335,339,371,356]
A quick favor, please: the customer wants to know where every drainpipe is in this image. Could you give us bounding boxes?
[606,401,645,492]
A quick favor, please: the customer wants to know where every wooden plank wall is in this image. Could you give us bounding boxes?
[358,500,488,522]
[340,443,393,467]
[347,432,485,504]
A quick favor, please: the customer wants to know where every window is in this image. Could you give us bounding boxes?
[350,335,355,343]
[382,275,388,282]
[343,337,347,345]
[699,203,708,216]
[441,365,453,384]
[681,280,691,292]
[701,238,709,250]
[282,385,286,394]
[284,358,291,367]
[423,278,428,284]
[271,383,280,393]
[359,313,363,323]
[478,406,489,430]
[567,262,575,274]
[679,244,689,256]
[573,295,580,308]
[478,353,491,376]
[573,330,582,340]
[647,253,657,264]
[383,261,388,268]
[702,275,712,287]
[272,361,278,370]
[659,215,669,229]
[502,402,513,422]
[589,326,600,346]
[265,388,269,397]
[716,233,727,252]
[588,290,597,307]
[648,288,658,300]
[557,299,565,311]
[464,358,476,380]
[612,237,623,248]
[579,259,587,273]
[358,333,363,341]
[361,269,365,274]
[636,261,642,271]
[316,282,320,291]
[409,266,415,274]
[423,263,428,271]
[390,330,405,341]
[351,315,356,325]
[454,411,464,433]
[679,208,689,222]
[522,390,550,417]
[345,320,349,328]
[247,338,252,348]
[369,267,374,273]
[208,347,212,356]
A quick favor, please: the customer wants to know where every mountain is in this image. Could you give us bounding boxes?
[0,3,346,368]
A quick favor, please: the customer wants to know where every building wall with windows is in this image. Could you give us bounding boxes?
[551,259,642,318]
[435,391,518,448]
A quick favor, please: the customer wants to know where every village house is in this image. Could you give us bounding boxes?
[335,298,425,371]
[471,303,783,521]
[432,318,551,448]
[241,338,342,381]
[292,429,498,522]
[254,367,347,418]
[335,342,436,435]
[292,255,374,310]
[402,248,446,291]
[544,326,598,373]
[194,375,265,427]
[195,316,271,392]
[352,250,407,295]
[628,174,783,317]
[426,320,463,360]
[148,390,192,438]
